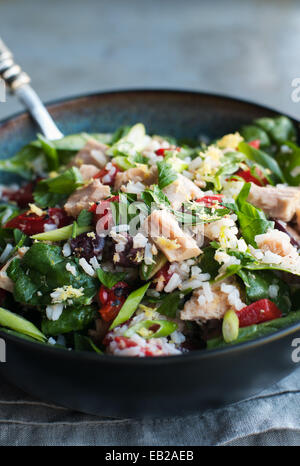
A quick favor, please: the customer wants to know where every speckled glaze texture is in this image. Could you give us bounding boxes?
[0,90,300,417]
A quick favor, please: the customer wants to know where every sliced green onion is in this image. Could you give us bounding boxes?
[222,309,239,343]
[109,282,150,330]
[0,307,46,342]
[124,319,178,339]
[31,224,91,241]
[112,156,135,171]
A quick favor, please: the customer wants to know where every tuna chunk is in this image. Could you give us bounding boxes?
[64,179,111,217]
[114,166,157,191]
[143,209,201,262]
[79,164,100,181]
[255,229,297,257]
[248,184,300,223]
[162,174,203,210]
[181,280,245,322]
[69,139,109,169]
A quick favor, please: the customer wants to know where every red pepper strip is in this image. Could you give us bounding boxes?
[236,299,282,328]
[155,147,181,156]
[98,281,129,322]
[248,139,260,149]
[195,194,224,208]
[4,207,72,236]
[234,168,267,186]
[93,163,120,186]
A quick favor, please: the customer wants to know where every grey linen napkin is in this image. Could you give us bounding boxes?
[1,369,300,446]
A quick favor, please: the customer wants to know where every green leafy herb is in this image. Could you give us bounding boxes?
[157,161,178,189]
[156,291,185,319]
[33,167,84,208]
[37,134,59,171]
[77,209,93,227]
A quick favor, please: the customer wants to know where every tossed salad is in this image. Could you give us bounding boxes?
[0,116,300,356]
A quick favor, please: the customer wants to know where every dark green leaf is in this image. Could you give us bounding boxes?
[96,267,126,289]
[240,125,271,147]
[235,183,273,246]
[41,304,97,336]
[237,269,291,313]
[238,141,285,183]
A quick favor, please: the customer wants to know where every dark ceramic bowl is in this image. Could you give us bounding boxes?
[0,90,300,417]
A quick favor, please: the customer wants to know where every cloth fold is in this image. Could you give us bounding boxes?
[1,368,300,446]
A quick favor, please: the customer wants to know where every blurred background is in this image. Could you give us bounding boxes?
[0,0,299,120]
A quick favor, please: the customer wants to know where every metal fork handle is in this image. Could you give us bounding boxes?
[0,38,63,140]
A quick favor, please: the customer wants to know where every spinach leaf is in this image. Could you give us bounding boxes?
[157,161,178,189]
[237,269,291,313]
[240,125,271,147]
[41,304,97,336]
[254,116,296,145]
[96,267,126,289]
[198,246,221,279]
[238,141,285,183]
[235,183,273,246]
[277,141,300,186]
[7,243,98,306]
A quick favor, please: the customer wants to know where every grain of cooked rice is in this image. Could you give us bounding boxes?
[62,242,71,257]
[46,303,64,321]
[79,258,96,276]
[164,273,181,293]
